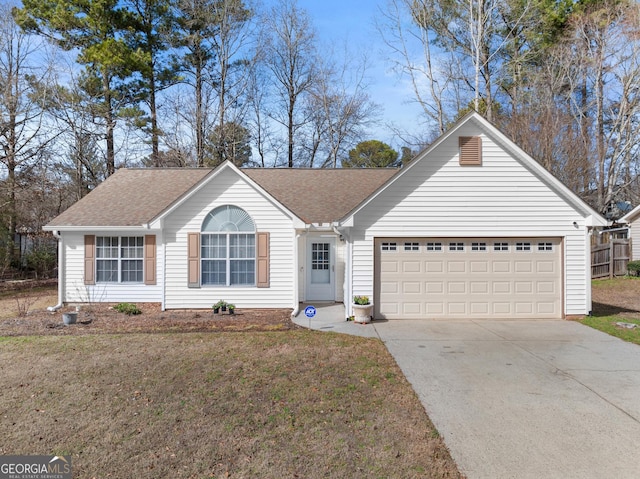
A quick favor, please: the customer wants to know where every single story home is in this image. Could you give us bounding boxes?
[44,112,607,320]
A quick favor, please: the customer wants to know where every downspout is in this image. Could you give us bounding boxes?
[332,224,351,318]
[291,231,302,317]
[161,235,167,311]
[47,231,64,311]
[586,227,593,316]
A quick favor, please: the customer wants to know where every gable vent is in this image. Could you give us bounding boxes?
[459,136,482,166]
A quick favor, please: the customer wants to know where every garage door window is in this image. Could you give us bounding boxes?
[381,242,397,252]
[516,242,531,251]
[404,242,420,251]
[449,242,464,251]
[427,242,442,251]
[538,242,553,251]
[471,242,487,251]
[494,242,509,251]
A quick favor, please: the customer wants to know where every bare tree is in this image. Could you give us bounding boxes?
[0,5,54,265]
[306,50,378,168]
[261,0,316,168]
[378,0,450,134]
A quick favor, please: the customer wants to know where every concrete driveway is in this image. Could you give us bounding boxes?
[372,319,640,479]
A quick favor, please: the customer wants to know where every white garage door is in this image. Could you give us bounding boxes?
[375,237,563,319]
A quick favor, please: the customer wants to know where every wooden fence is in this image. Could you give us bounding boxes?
[591,239,631,279]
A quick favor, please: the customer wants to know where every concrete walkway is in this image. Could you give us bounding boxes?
[294,306,640,478]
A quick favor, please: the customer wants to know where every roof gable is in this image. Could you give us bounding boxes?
[342,112,607,227]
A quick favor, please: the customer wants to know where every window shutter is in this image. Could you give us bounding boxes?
[84,235,96,285]
[144,235,157,285]
[187,232,200,288]
[459,136,482,165]
[256,232,270,288]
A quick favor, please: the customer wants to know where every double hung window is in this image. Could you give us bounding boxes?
[96,236,143,282]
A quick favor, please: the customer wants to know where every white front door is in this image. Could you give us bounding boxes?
[306,237,335,301]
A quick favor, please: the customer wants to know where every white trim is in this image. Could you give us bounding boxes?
[620,203,640,223]
[43,226,160,233]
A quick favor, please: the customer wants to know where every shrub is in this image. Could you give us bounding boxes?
[627,261,640,276]
[114,302,142,315]
[25,245,57,279]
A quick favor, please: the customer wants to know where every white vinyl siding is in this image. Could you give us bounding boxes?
[61,232,163,303]
[163,168,295,309]
[629,221,640,260]
[349,121,592,317]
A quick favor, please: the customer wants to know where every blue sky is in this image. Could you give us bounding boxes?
[296,0,425,147]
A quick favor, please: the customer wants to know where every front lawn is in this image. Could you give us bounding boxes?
[0,332,461,478]
[586,277,640,345]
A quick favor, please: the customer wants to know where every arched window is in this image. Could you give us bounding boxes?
[201,205,256,286]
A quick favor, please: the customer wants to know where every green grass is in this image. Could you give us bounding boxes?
[580,315,640,345]
[584,277,640,345]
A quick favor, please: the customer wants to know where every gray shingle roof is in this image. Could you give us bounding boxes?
[46,165,399,228]
[243,168,398,223]
[46,168,211,227]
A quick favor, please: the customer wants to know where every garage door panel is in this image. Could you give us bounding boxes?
[448,261,466,273]
[470,302,489,314]
[515,261,533,273]
[425,282,443,293]
[493,282,511,294]
[515,281,533,293]
[537,261,555,273]
[425,261,444,272]
[403,282,422,294]
[470,261,489,272]
[537,303,556,314]
[380,282,398,294]
[380,261,398,273]
[493,303,511,314]
[402,303,422,315]
[470,281,489,294]
[448,303,466,314]
[426,303,444,314]
[493,261,511,273]
[448,282,466,294]
[403,261,422,273]
[515,303,534,314]
[375,237,562,320]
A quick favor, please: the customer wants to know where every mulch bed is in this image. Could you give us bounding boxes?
[0,302,299,337]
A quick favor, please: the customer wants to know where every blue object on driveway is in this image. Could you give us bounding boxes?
[304,306,316,318]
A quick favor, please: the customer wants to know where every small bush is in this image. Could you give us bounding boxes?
[353,295,370,305]
[114,302,142,315]
[627,261,640,276]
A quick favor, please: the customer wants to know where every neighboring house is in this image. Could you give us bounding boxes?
[44,113,607,319]
[620,206,640,260]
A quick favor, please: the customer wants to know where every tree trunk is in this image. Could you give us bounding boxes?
[195,59,204,167]
[103,71,116,176]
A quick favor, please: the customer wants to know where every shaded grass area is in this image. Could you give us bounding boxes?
[583,278,640,345]
[0,332,461,478]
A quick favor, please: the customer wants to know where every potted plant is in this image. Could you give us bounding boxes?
[352,295,373,324]
[227,303,235,315]
[212,300,226,314]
